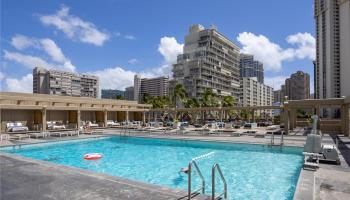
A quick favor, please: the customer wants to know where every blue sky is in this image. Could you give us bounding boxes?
[1,0,315,93]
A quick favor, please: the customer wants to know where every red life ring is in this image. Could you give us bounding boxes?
[84,153,103,160]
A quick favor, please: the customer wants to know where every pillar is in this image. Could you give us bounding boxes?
[251,109,255,122]
[290,109,296,130]
[220,109,223,122]
[77,110,81,129]
[341,104,349,137]
[283,108,290,134]
[126,111,129,122]
[42,107,47,131]
[104,110,108,127]
[148,112,151,123]
[142,111,146,125]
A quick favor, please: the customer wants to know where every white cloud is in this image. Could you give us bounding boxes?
[5,35,75,71]
[0,72,4,81]
[39,5,109,46]
[124,35,136,40]
[11,35,38,50]
[89,67,135,90]
[237,32,294,71]
[286,32,315,60]
[4,50,52,69]
[158,36,183,65]
[5,74,33,93]
[264,76,288,90]
[237,32,315,71]
[128,58,138,65]
[39,38,75,71]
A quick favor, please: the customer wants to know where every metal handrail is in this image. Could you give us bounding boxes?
[270,131,275,145]
[212,163,227,200]
[188,160,205,200]
[280,131,284,146]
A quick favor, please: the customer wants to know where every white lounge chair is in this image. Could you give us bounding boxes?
[0,134,10,141]
[28,132,49,139]
[6,122,29,132]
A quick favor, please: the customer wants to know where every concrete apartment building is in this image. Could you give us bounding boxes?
[101,89,125,99]
[124,86,134,101]
[240,54,264,83]
[285,71,310,100]
[240,77,274,116]
[135,75,169,103]
[33,67,99,98]
[273,90,283,103]
[314,0,350,99]
[172,24,240,101]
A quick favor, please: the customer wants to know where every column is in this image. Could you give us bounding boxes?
[341,104,349,137]
[42,107,47,131]
[251,109,255,122]
[104,110,108,127]
[148,112,151,123]
[126,111,129,122]
[220,109,223,122]
[290,108,296,130]
[77,110,81,129]
[142,111,146,125]
[283,108,289,134]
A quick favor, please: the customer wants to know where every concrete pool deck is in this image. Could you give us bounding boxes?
[1,129,350,200]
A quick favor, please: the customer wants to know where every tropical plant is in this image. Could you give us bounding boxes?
[172,84,187,108]
[116,95,124,100]
[221,96,236,107]
[143,93,170,109]
[184,98,200,108]
[240,108,251,120]
[200,89,219,107]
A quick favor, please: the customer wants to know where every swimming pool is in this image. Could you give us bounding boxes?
[1,136,303,200]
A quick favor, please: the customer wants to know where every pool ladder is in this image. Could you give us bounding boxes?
[187,161,227,200]
[268,131,284,147]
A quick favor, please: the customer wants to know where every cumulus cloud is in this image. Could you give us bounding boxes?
[264,76,288,90]
[237,32,315,71]
[4,35,75,71]
[39,5,109,46]
[3,50,52,69]
[158,36,183,65]
[88,67,135,90]
[286,32,315,60]
[90,36,183,90]
[5,74,33,93]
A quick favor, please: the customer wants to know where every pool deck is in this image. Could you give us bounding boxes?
[1,129,350,200]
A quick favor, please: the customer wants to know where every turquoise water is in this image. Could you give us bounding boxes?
[1,136,303,200]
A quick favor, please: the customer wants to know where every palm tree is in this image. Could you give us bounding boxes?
[221,96,236,107]
[172,83,187,108]
[201,89,219,107]
[184,98,200,108]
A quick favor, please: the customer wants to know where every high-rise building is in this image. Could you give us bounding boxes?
[273,90,283,103]
[124,86,134,101]
[284,71,310,100]
[33,67,99,98]
[172,24,240,101]
[240,54,264,83]
[314,0,350,99]
[140,76,169,101]
[240,77,274,116]
[101,89,125,99]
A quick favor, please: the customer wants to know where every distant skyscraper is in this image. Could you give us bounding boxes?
[124,86,134,101]
[240,77,273,116]
[240,54,264,83]
[172,24,240,100]
[101,89,125,99]
[314,0,350,99]
[284,71,310,100]
[273,90,283,103]
[33,67,99,98]
[132,75,169,102]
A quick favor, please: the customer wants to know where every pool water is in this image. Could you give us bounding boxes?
[1,136,303,200]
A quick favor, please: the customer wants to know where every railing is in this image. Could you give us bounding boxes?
[212,163,227,200]
[188,160,205,200]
